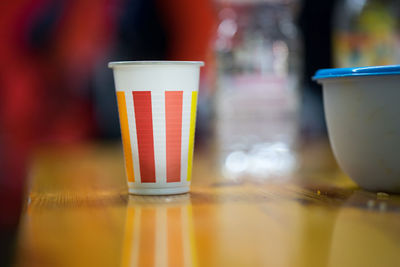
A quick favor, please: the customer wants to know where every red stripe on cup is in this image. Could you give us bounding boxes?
[133,91,156,183]
[165,91,183,182]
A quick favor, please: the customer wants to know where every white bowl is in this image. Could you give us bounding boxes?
[314,65,400,192]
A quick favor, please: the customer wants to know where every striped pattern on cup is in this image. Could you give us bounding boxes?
[116,90,198,185]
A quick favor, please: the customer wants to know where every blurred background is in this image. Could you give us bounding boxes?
[1,0,400,262]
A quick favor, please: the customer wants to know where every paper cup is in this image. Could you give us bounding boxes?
[109,61,204,195]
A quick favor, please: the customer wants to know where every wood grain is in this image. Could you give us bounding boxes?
[14,141,400,267]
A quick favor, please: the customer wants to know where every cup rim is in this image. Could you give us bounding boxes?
[108,60,204,68]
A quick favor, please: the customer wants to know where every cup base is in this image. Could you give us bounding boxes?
[128,186,190,195]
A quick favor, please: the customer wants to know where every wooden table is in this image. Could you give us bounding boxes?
[14,140,400,267]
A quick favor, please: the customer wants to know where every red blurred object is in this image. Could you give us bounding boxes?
[0,0,119,230]
[0,0,216,228]
[0,0,216,147]
[157,0,217,60]
[0,0,117,147]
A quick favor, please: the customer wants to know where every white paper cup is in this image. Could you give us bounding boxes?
[109,61,204,195]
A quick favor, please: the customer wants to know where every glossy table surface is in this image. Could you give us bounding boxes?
[14,140,400,267]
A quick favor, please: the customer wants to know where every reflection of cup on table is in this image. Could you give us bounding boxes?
[121,195,197,267]
[109,61,204,195]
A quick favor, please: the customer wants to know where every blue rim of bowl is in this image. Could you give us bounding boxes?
[313,65,400,81]
[108,61,204,68]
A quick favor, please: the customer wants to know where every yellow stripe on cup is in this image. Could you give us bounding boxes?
[116,91,135,182]
[187,91,198,181]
